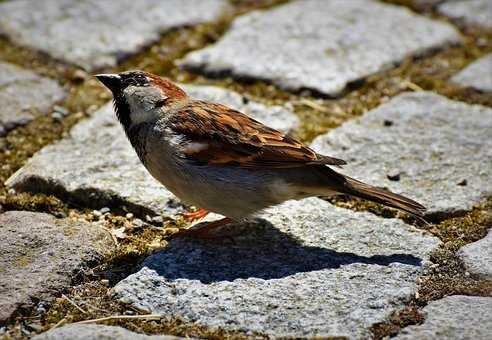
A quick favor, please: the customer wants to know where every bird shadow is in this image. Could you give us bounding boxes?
[144,218,423,284]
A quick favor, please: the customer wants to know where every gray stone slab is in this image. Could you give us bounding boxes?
[0,211,114,324]
[458,230,492,279]
[395,295,492,340]
[311,92,492,218]
[0,0,228,71]
[113,197,440,338]
[451,54,492,92]
[32,324,184,340]
[181,0,460,96]
[439,0,492,28]
[5,84,298,216]
[0,62,66,136]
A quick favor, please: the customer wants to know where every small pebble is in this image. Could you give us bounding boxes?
[51,112,64,121]
[152,215,164,223]
[72,69,88,82]
[125,212,134,219]
[387,169,401,181]
[457,179,467,186]
[383,119,393,127]
[100,207,110,214]
[92,210,102,218]
[100,279,109,286]
[53,105,69,116]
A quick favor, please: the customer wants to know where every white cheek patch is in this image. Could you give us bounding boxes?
[124,86,164,125]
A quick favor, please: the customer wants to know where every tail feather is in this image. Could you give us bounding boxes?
[342,175,426,219]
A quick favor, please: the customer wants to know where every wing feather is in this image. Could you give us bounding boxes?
[168,101,346,169]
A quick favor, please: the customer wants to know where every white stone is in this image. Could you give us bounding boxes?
[395,295,492,340]
[458,229,492,279]
[181,0,460,96]
[0,0,229,70]
[113,197,440,338]
[451,54,492,92]
[0,62,65,135]
[312,92,492,218]
[439,0,492,28]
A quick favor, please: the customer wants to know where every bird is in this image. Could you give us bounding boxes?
[95,70,426,238]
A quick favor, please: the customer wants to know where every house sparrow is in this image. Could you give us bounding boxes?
[96,71,426,237]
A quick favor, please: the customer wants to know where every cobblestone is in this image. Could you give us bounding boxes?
[182,0,460,96]
[0,0,229,70]
[0,62,65,136]
[312,92,492,218]
[113,198,440,338]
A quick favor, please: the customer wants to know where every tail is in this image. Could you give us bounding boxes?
[323,168,426,220]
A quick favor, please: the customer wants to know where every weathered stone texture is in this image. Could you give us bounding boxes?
[395,295,492,340]
[0,62,65,135]
[451,54,492,92]
[0,211,114,324]
[32,324,184,340]
[439,0,492,28]
[113,198,440,338]
[458,229,492,279]
[0,0,229,70]
[182,0,460,96]
[312,92,492,218]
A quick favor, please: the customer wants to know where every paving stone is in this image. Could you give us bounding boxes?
[395,295,492,340]
[181,0,460,96]
[451,54,492,92]
[0,0,228,71]
[0,62,66,136]
[458,229,492,279]
[5,84,298,216]
[32,324,184,340]
[113,197,440,338]
[311,92,492,218]
[439,0,492,28]
[0,211,114,324]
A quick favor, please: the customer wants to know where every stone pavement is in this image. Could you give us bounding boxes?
[451,53,492,92]
[1,0,491,339]
[113,198,439,338]
[0,0,229,71]
[395,295,492,339]
[182,0,460,96]
[311,92,492,219]
[438,0,492,29]
[458,229,492,280]
[32,324,185,340]
[0,211,114,324]
[0,62,65,136]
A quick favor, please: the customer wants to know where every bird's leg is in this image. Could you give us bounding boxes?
[182,208,209,222]
[173,217,234,240]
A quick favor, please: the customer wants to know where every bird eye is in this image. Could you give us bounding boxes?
[155,98,169,108]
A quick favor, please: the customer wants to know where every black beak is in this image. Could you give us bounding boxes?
[95,73,122,92]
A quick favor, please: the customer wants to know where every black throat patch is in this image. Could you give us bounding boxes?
[113,94,132,132]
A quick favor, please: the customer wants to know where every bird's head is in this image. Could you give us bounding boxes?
[95,70,187,129]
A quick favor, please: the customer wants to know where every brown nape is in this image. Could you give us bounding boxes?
[146,72,188,100]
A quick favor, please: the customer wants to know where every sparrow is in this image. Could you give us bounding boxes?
[95,71,426,237]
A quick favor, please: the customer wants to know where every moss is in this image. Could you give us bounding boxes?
[12,281,266,340]
[368,198,492,339]
[370,304,424,339]
[0,192,69,217]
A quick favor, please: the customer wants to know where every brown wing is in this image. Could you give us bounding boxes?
[167,100,346,168]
